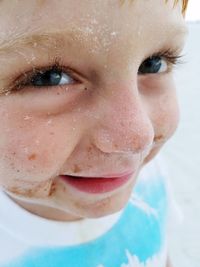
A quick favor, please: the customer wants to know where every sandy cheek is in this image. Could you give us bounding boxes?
[0,121,74,195]
[0,139,52,193]
[152,92,180,140]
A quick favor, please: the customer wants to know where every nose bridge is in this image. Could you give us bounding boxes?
[94,85,154,154]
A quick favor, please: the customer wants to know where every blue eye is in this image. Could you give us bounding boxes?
[30,67,75,87]
[138,56,168,75]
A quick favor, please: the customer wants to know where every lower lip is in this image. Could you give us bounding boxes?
[60,173,133,194]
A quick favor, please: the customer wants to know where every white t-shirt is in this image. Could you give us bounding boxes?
[0,157,169,267]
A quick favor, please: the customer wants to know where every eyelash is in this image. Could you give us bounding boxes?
[151,48,184,69]
[9,49,184,92]
[10,58,78,92]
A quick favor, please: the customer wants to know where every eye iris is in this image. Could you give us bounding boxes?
[31,69,62,86]
[138,56,162,74]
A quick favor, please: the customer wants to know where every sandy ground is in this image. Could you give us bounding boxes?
[160,22,200,267]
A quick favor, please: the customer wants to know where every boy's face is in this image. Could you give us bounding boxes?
[0,0,187,220]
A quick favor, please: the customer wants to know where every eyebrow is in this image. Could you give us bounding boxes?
[0,31,77,55]
[0,25,187,55]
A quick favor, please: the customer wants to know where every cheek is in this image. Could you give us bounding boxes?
[143,92,179,165]
[0,107,80,189]
[141,74,180,141]
[153,91,180,141]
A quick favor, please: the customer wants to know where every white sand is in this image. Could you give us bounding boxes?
[161,22,200,267]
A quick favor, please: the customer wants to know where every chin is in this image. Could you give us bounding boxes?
[72,184,134,219]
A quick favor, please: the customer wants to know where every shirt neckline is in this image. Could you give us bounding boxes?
[0,190,123,246]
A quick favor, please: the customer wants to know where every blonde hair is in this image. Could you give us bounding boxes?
[120,0,189,15]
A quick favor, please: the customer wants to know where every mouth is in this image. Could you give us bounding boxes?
[59,172,134,194]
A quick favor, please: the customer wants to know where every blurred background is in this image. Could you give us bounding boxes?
[161,1,200,266]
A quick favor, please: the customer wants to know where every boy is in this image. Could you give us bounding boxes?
[0,0,188,266]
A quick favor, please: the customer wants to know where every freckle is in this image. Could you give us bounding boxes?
[36,0,47,7]
[9,187,19,195]
[28,153,37,160]
[113,144,118,149]
[50,132,54,135]
[26,189,33,197]
[57,92,60,95]
[87,146,93,153]
[73,164,81,173]
[49,182,56,196]
[154,135,164,142]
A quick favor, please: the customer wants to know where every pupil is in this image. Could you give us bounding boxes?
[32,69,62,86]
[138,56,161,74]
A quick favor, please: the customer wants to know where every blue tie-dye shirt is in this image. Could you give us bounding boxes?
[0,158,169,267]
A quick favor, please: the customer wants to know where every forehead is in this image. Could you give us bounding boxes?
[0,0,185,36]
[0,0,187,66]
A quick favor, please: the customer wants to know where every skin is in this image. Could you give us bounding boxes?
[0,0,187,225]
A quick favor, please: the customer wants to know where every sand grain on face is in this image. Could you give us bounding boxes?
[28,153,37,161]
[72,164,82,174]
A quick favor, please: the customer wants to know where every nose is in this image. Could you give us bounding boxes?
[93,83,154,154]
